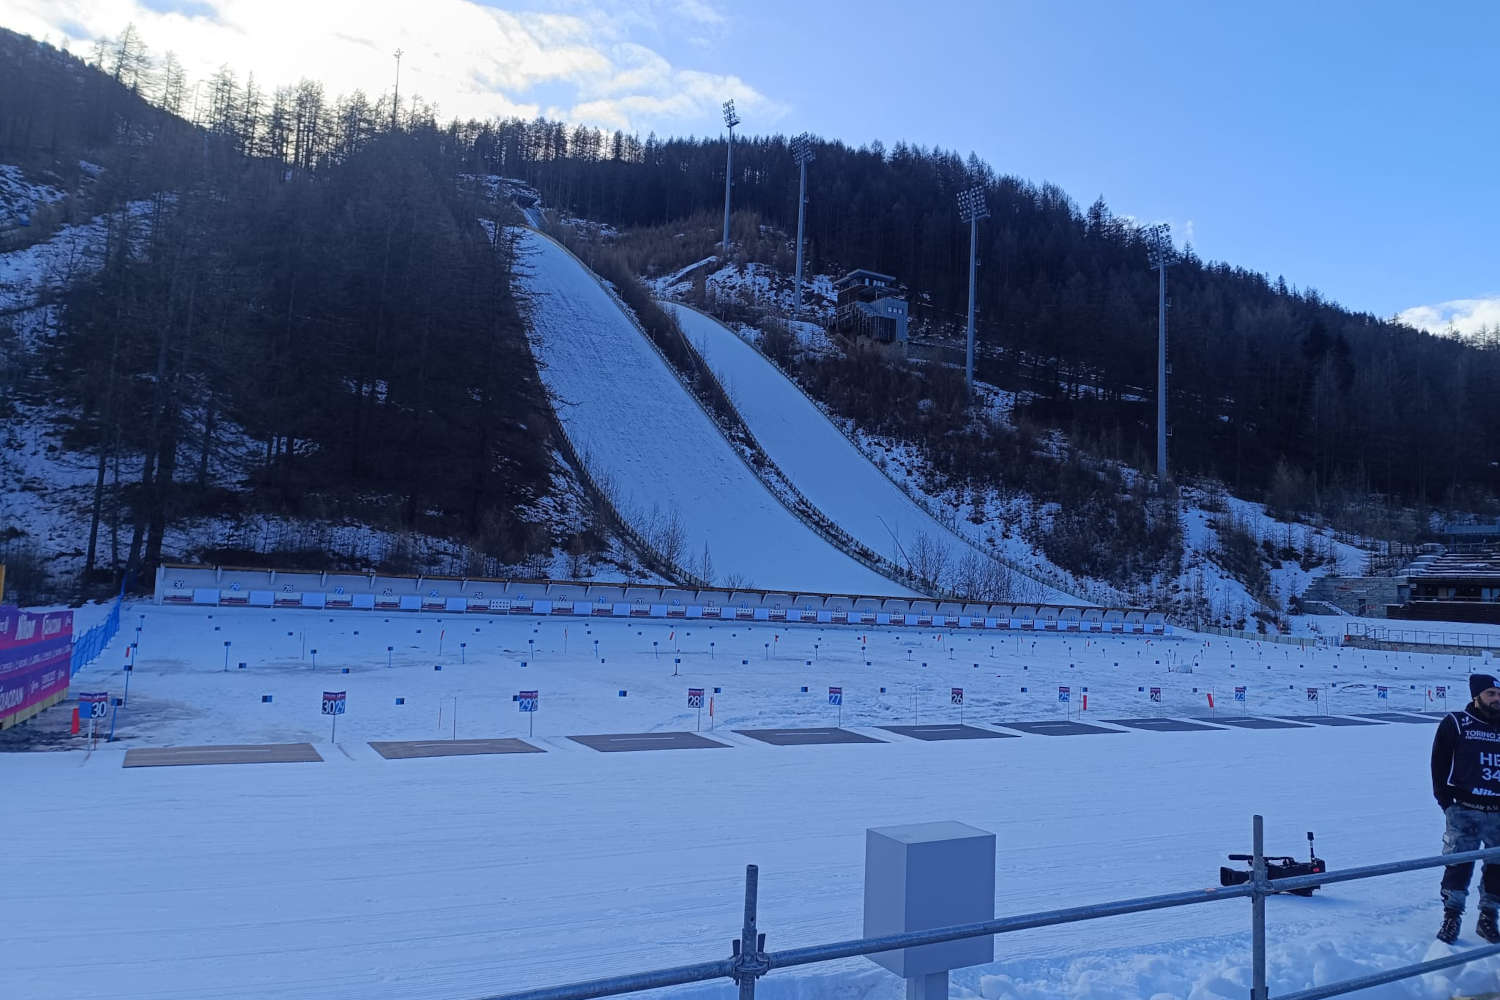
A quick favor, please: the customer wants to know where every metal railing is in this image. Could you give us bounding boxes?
[1196,624,1311,647]
[1347,622,1500,651]
[484,815,1500,1000]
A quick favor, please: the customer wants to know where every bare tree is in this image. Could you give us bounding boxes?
[910,531,951,590]
[566,532,588,578]
[976,556,1016,603]
[109,24,151,93]
[155,51,188,116]
[658,502,688,570]
[952,549,983,600]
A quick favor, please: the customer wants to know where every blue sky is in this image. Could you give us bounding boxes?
[629,0,1498,328]
[9,0,1496,327]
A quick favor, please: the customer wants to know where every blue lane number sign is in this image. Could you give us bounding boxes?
[79,692,109,719]
[321,691,347,715]
[519,690,538,713]
[687,688,704,708]
[828,687,842,706]
[951,687,964,706]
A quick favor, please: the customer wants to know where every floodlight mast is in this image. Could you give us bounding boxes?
[957,187,990,397]
[1144,223,1177,489]
[392,49,403,130]
[791,134,814,315]
[721,100,740,255]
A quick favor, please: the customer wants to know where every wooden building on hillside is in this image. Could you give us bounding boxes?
[831,269,909,344]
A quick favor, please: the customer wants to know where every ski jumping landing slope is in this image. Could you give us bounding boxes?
[665,303,1077,605]
[516,230,912,597]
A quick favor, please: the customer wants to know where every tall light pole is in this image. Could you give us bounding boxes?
[392,48,403,130]
[957,186,989,396]
[1144,222,1177,490]
[721,99,740,255]
[790,132,814,315]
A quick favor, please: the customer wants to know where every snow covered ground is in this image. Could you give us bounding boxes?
[47,604,1479,747]
[666,303,1076,606]
[1176,488,1370,627]
[514,228,909,596]
[0,163,67,231]
[5,605,1499,1000]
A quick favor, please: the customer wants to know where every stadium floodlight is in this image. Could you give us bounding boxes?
[721,100,741,254]
[957,186,990,396]
[392,48,403,129]
[790,133,815,315]
[1143,222,1177,488]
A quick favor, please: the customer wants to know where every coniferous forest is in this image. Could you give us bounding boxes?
[0,28,554,589]
[498,125,1499,511]
[3,24,1498,600]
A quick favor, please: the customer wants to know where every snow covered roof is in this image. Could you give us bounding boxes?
[835,268,898,288]
[1408,550,1500,581]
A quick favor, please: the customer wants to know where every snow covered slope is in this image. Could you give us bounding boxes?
[666,303,1077,605]
[516,229,911,596]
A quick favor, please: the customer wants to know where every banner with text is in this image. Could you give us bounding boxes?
[0,606,75,722]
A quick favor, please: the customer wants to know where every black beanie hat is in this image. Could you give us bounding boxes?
[1471,674,1499,699]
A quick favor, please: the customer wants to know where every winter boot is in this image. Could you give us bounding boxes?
[1438,908,1462,944]
[1477,909,1500,944]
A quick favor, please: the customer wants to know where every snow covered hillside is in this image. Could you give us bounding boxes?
[0,185,655,597]
[0,162,68,243]
[667,302,1078,605]
[5,604,1497,1000]
[655,256,1379,626]
[1177,485,1369,628]
[514,228,912,596]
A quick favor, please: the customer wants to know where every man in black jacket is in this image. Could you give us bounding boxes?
[1432,672,1500,944]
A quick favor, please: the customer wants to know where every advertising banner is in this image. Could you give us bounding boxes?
[0,607,74,723]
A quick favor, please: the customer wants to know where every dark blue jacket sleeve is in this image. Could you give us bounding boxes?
[1433,714,1458,808]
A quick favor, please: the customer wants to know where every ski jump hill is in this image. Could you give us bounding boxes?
[515,228,909,598]
[516,225,1088,608]
[664,302,1081,607]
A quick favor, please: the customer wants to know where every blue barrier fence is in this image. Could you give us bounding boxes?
[70,597,122,676]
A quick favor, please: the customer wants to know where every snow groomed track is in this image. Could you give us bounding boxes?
[515,229,913,596]
[664,303,1077,605]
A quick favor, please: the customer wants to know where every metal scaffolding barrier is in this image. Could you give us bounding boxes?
[481,815,1500,1000]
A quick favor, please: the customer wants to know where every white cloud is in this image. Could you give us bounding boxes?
[3,0,780,133]
[1397,296,1500,338]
